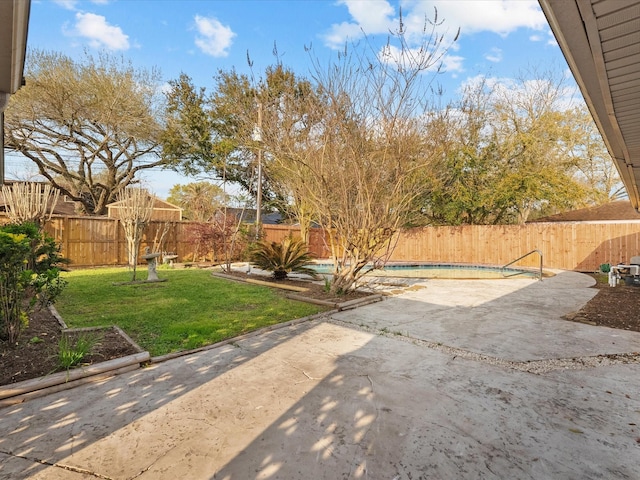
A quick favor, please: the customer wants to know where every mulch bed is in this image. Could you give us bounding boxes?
[566,279,640,331]
[0,308,139,387]
[2,272,638,388]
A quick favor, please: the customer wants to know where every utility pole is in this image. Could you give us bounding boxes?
[253,102,263,237]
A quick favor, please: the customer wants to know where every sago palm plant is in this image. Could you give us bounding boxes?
[250,237,317,280]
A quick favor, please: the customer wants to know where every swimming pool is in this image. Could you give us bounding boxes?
[309,263,546,279]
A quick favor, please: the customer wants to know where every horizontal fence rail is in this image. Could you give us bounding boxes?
[3,215,640,271]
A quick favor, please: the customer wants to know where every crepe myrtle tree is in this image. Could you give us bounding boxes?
[257,12,458,293]
[116,188,155,281]
[1,182,60,227]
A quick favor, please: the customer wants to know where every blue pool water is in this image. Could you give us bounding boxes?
[308,263,543,279]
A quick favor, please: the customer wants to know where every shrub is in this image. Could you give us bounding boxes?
[250,237,317,280]
[185,213,249,264]
[0,222,67,344]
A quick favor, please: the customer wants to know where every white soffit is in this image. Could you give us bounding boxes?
[0,0,30,97]
[540,0,640,211]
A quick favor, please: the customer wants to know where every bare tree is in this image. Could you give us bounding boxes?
[4,50,165,215]
[116,188,155,281]
[260,13,457,293]
[565,106,625,204]
[1,182,59,226]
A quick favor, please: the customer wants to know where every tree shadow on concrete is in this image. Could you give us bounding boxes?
[2,272,640,479]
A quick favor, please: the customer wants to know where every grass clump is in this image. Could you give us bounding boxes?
[58,332,101,370]
[55,268,325,357]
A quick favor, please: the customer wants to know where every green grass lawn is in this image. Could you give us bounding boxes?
[55,268,326,356]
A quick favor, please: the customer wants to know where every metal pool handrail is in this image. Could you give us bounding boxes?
[501,249,543,281]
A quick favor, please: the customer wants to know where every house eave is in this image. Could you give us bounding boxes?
[539,0,640,213]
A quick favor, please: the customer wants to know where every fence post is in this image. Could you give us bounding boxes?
[63,217,70,261]
[116,218,121,266]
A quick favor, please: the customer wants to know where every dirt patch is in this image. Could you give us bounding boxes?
[0,308,140,387]
[566,276,640,332]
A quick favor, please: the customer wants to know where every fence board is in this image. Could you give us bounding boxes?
[1,216,633,271]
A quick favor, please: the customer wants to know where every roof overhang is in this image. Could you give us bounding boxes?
[0,0,30,184]
[540,0,640,211]
[0,0,30,109]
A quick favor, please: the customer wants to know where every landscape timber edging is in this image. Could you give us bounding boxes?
[0,305,150,409]
[285,293,384,310]
[210,271,310,292]
[209,271,383,310]
[0,351,150,408]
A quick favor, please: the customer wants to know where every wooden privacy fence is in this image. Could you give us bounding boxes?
[385,222,640,271]
[261,222,640,272]
[259,224,332,259]
[42,216,191,267]
[30,216,640,271]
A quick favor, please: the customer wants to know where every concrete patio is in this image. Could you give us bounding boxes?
[1,271,640,479]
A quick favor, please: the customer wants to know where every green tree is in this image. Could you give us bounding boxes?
[161,65,316,223]
[425,80,507,225]
[161,73,223,177]
[167,182,227,222]
[4,50,166,215]
[426,72,596,225]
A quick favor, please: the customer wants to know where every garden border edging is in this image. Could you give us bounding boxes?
[0,306,150,409]
[210,271,384,310]
[0,351,150,408]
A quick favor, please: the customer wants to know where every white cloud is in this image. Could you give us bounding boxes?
[325,0,547,48]
[69,12,130,50]
[323,21,365,49]
[484,47,502,63]
[377,43,464,77]
[193,15,236,57]
[459,73,580,111]
[54,0,78,10]
[54,0,110,10]
[323,0,546,78]
[418,0,547,37]
[159,82,173,95]
[323,0,395,48]
[442,54,464,73]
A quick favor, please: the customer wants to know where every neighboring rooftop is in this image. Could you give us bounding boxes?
[107,197,183,222]
[531,201,640,223]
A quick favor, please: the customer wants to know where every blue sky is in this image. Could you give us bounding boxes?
[9,0,573,198]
